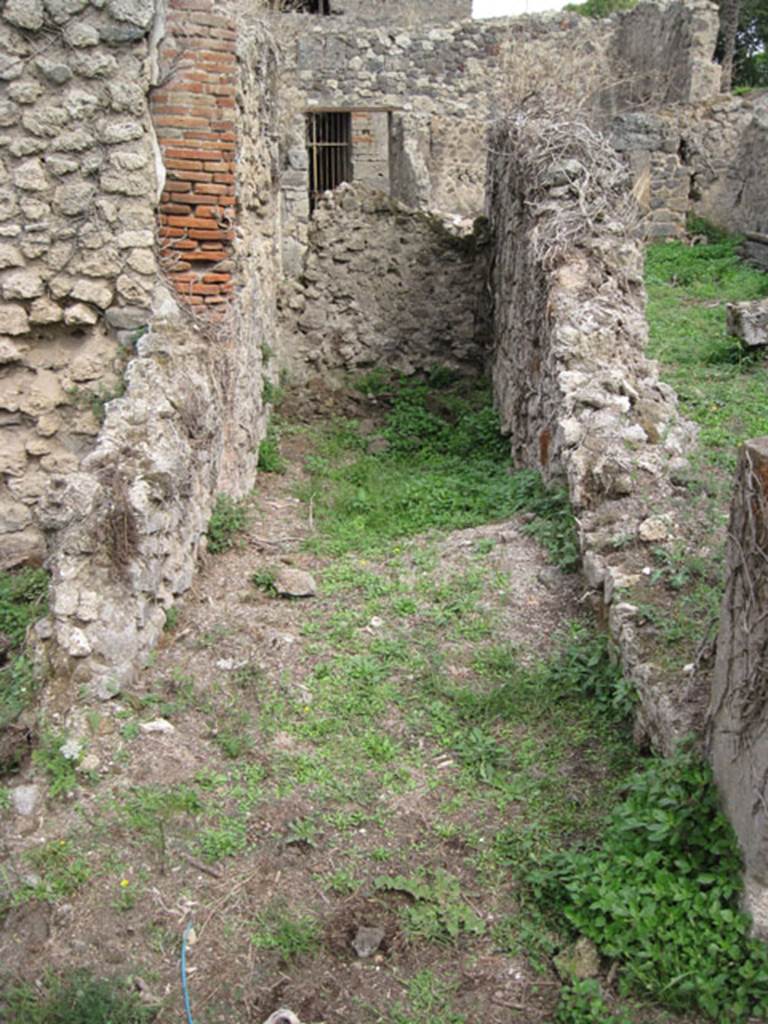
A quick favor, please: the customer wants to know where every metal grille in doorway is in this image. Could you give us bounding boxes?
[306,111,352,211]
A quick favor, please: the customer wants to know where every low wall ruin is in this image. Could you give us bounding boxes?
[487,113,699,751]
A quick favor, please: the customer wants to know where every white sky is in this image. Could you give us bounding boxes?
[472,0,568,16]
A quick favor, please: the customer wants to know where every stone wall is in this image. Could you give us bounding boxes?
[326,0,472,23]
[609,90,768,239]
[278,183,489,380]
[685,90,768,236]
[0,0,280,703]
[487,114,698,751]
[0,0,161,572]
[273,0,721,268]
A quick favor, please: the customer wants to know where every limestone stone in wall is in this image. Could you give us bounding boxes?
[278,183,489,381]
[488,113,697,752]
[327,0,472,24]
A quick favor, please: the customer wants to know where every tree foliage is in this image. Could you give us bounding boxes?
[718,0,768,89]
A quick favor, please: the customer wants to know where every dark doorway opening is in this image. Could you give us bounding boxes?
[306,111,352,211]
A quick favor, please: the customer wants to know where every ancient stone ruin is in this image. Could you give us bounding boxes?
[2,0,768,926]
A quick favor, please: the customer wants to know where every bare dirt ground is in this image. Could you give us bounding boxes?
[0,411,702,1024]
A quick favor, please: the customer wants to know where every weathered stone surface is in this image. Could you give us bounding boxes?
[274,567,318,598]
[53,182,95,215]
[280,185,488,380]
[0,526,45,569]
[11,783,41,817]
[106,0,154,28]
[710,438,768,937]
[13,158,48,191]
[3,0,45,30]
[63,302,99,326]
[70,279,113,309]
[105,305,149,330]
[488,114,695,756]
[0,243,24,270]
[0,303,30,335]
[727,299,768,349]
[2,269,44,300]
[29,297,63,324]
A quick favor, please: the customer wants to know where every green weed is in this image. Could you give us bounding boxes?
[198,815,248,863]
[528,749,768,1020]
[258,422,286,474]
[206,494,249,554]
[0,568,48,740]
[554,979,631,1024]
[375,868,485,943]
[32,733,80,798]
[251,909,320,960]
[15,839,92,905]
[0,970,157,1024]
[301,376,579,569]
[251,568,277,595]
[0,568,48,648]
[389,970,466,1024]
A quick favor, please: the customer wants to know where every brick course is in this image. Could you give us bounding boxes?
[151,0,238,308]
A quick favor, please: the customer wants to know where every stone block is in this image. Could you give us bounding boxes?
[0,303,30,335]
[2,269,44,300]
[70,278,113,309]
[13,158,48,192]
[64,302,98,326]
[3,0,45,30]
[0,527,45,570]
[727,300,768,348]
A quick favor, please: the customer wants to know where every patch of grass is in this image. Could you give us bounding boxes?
[32,732,80,798]
[251,909,320,961]
[251,568,277,595]
[646,237,768,475]
[258,422,286,474]
[554,980,631,1024]
[374,868,485,944]
[0,567,48,648]
[528,749,768,1020]
[15,839,92,905]
[115,784,203,869]
[206,494,249,554]
[389,969,466,1024]
[301,376,579,568]
[0,568,48,739]
[0,970,157,1024]
[197,814,248,863]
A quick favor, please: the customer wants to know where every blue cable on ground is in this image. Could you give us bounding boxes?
[181,920,195,1024]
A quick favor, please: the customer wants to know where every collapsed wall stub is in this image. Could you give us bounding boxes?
[709,439,768,936]
[278,183,490,382]
[0,0,280,706]
[487,113,698,752]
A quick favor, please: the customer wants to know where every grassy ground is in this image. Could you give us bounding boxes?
[614,236,768,672]
[3,245,768,1023]
[0,378,684,1024]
